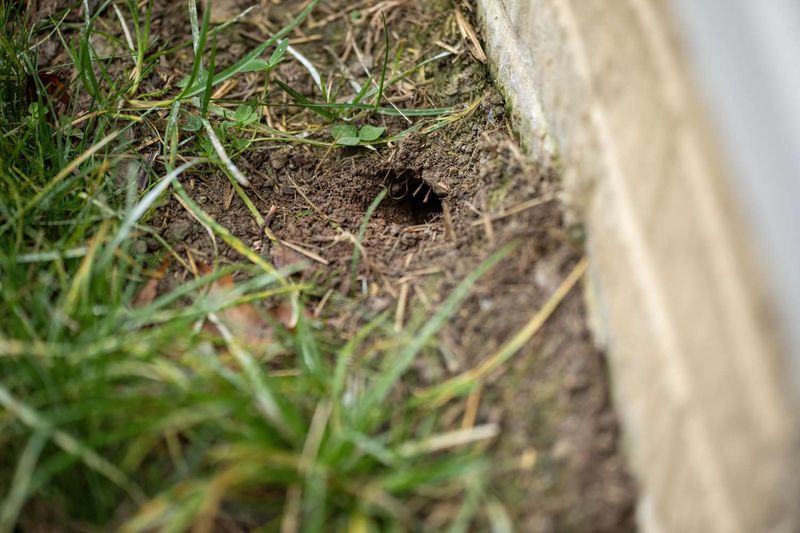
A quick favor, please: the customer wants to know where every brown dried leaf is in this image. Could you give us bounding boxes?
[270,302,297,331]
[209,272,274,347]
[27,71,71,108]
[133,257,170,307]
[269,244,308,270]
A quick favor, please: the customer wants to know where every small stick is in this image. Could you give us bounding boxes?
[313,288,334,318]
[280,240,329,265]
[461,384,482,429]
[395,282,409,332]
[211,78,238,100]
[264,204,278,227]
[443,203,456,242]
[468,196,554,227]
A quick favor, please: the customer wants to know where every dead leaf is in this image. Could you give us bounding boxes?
[454,7,487,63]
[208,272,274,346]
[198,263,306,347]
[133,257,170,307]
[27,71,72,108]
[269,244,307,270]
[270,301,298,331]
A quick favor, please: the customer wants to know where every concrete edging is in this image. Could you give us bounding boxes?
[476,0,800,531]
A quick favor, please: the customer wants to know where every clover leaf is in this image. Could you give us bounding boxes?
[358,125,385,142]
[331,124,359,145]
[233,104,259,125]
[330,124,386,146]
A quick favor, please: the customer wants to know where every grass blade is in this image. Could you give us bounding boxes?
[201,37,217,117]
[274,79,335,120]
[332,313,388,401]
[350,74,373,105]
[202,119,250,186]
[208,313,298,441]
[0,130,120,236]
[373,14,389,110]
[182,0,320,98]
[350,188,387,294]
[0,431,47,533]
[287,44,323,95]
[104,159,201,264]
[417,257,589,406]
[178,0,211,100]
[356,242,518,424]
[171,179,285,282]
[0,384,144,503]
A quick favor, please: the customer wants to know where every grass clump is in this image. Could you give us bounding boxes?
[0,1,504,530]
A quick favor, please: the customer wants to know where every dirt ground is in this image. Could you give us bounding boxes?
[33,0,636,530]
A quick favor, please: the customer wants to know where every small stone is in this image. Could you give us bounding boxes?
[367,296,392,313]
[433,182,450,196]
[131,240,148,256]
[166,219,192,243]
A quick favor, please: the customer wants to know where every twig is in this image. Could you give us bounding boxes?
[394,282,409,332]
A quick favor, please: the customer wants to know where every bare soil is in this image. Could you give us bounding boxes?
[33,0,637,530]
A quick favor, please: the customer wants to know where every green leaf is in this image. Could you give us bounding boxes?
[351,75,373,105]
[183,113,202,132]
[178,0,211,99]
[331,124,359,145]
[238,38,290,73]
[239,58,271,73]
[200,38,217,118]
[358,125,385,142]
[177,71,207,88]
[331,124,357,139]
[269,38,290,66]
[79,37,99,98]
[233,105,258,125]
[27,102,45,124]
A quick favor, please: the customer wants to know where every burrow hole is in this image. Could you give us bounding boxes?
[381,169,443,225]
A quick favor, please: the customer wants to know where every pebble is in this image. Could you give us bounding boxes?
[166,219,192,243]
[131,240,148,256]
[433,182,450,196]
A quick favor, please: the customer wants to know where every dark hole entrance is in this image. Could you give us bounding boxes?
[382,169,443,225]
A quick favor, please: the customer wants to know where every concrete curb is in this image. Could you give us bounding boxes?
[476,1,800,531]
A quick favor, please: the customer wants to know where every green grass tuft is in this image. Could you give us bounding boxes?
[0,1,502,530]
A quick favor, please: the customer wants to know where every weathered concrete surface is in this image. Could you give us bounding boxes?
[476,0,800,531]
